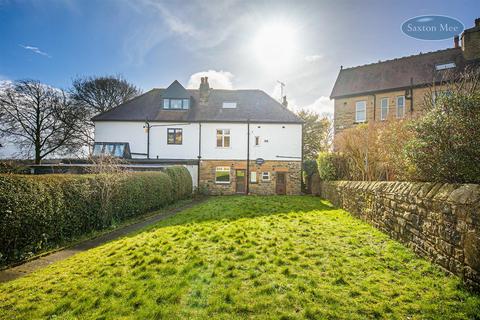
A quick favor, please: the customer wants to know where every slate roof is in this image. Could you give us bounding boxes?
[92,85,302,123]
[330,48,471,98]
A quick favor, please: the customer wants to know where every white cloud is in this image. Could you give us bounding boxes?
[19,45,51,58]
[292,96,334,117]
[187,70,234,90]
[304,54,323,62]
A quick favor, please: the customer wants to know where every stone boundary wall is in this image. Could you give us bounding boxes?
[320,181,480,290]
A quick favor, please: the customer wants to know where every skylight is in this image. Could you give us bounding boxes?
[222,102,237,109]
[435,62,456,71]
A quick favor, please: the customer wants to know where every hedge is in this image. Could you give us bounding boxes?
[0,167,192,265]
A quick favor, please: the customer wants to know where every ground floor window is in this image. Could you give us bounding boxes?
[250,171,257,183]
[215,167,231,184]
[262,172,270,181]
[92,142,131,158]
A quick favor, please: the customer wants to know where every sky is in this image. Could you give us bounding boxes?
[0,0,478,115]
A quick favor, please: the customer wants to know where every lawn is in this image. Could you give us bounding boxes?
[1,196,479,319]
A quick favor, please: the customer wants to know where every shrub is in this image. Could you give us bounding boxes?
[0,168,191,265]
[406,90,480,183]
[335,121,413,181]
[317,152,349,181]
[165,166,193,200]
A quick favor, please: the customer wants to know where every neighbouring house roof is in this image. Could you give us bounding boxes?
[330,48,473,98]
[92,84,302,124]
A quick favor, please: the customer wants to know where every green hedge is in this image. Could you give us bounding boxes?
[0,167,192,265]
[165,166,193,200]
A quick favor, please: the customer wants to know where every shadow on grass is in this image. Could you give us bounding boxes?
[130,195,337,236]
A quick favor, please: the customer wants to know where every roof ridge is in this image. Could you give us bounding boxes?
[341,47,460,71]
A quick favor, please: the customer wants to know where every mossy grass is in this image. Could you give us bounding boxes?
[1,196,479,319]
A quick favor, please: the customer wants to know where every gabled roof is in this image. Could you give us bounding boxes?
[330,48,469,98]
[92,84,302,124]
[162,80,190,99]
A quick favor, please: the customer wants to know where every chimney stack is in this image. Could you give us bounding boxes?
[199,76,210,104]
[461,18,480,60]
[282,96,288,108]
[454,35,459,48]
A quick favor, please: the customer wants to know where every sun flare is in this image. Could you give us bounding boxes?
[252,22,297,70]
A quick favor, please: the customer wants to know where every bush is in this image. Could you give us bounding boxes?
[317,152,349,181]
[335,121,413,181]
[165,166,193,200]
[0,167,192,265]
[406,90,480,183]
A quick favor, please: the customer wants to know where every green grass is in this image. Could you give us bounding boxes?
[1,196,479,319]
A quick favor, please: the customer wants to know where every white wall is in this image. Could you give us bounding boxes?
[94,121,302,161]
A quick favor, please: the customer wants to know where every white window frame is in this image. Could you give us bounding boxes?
[254,136,260,146]
[355,101,366,123]
[216,129,231,148]
[250,171,257,183]
[261,172,270,181]
[215,167,231,184]
[380,98,389,121]
[222,102,237,109]
[396,96,405,118]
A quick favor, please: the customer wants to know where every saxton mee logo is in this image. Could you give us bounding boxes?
[402,15,464,40]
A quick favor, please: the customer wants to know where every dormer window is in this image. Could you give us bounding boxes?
[435,62,456,71]
[222,102,237,109]
[163,98,190,110]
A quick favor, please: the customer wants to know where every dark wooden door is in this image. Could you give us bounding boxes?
[236,169,246,194]
[276,172,286,195]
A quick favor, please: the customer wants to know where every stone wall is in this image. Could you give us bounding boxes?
[320,181,480,290]
[199,160,301,195]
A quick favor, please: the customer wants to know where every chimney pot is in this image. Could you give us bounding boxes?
[454,35,459,48]
[282,96,288,108]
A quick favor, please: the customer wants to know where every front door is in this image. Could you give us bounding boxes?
[236,169,246,194]
[276,172,286,195]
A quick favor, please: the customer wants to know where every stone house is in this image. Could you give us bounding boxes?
[92,78,303,195]
[330,18,480,138]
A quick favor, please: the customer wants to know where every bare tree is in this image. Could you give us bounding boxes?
[70,75,142,149]
[0,80,81,164]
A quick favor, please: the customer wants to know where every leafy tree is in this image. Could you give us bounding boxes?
[296,110,331,160]
[406,67,480,183]
[70,75,141,149]
[0,80,81,164]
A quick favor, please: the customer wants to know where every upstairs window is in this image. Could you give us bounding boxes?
[216,129,231,148]
[167,128,183,145]
[163,98,190,110]
[255,136,260,146]
[396,96,405,118]
[435,62,456,71]
[355,101,366,123]
[222,102,237,109]
[380,98,389,121]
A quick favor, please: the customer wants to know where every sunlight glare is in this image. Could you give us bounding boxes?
[252,22,297,70]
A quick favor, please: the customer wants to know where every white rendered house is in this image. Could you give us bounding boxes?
[93,78,303,195]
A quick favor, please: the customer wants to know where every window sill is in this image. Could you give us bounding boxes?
[215,182,231,185]
[216,147,232,149]
[353,121,367,124]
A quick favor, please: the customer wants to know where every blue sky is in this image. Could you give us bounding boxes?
[0,0,478,113]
